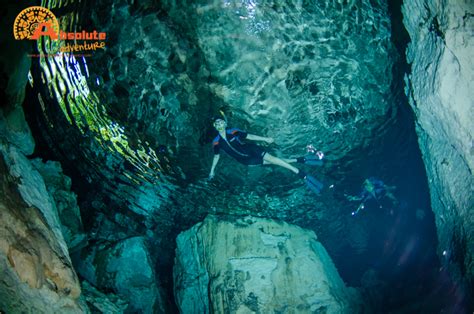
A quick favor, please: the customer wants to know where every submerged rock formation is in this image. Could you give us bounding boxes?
[402,0,474,286]
[0,136,86,312]
[75,236,167,313]
[174,215,360,313]
[1,4,89,306]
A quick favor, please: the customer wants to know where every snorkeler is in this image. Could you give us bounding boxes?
[208,116,324,194]
[346,177,397,215]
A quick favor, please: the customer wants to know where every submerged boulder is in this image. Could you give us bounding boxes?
[75,236,167,313]
[174,215,360,313]
[403,0,474,284]
[0,143,86,313]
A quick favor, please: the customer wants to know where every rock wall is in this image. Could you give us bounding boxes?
[1,90,166,313]
[0,124,87,313]
[402,0,473,285]
[0,12,88,307]
[174,215,360,313]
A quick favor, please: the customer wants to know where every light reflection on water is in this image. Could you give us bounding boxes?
[192,0,395,162]
[32,0,404,255]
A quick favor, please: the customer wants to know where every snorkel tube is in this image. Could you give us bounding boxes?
[219,109,228,123]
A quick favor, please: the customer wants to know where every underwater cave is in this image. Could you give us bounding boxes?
[1,0,473,313]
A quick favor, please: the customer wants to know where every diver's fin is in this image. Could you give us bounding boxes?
[305,158,324,166]
[297,156,324,166]
[305,175,324,194]
[298,170,323,193]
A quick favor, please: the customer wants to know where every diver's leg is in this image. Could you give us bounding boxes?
[263,153,299,174]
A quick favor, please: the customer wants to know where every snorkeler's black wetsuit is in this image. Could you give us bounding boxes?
[213,128,266,165]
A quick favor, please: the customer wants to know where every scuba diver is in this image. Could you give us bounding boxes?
[346,177,398,215]
[208,116,324,194]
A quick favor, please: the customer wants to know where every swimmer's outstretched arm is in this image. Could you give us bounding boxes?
[345,194,364,202]
[246,134,274,144]
[208,154,220,179]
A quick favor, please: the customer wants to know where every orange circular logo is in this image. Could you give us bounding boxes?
[13,6,59,40]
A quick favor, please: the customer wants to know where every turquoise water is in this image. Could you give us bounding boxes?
[25,0,470,312]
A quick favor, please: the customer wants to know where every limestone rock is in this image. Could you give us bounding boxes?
[174,215,360,313]
[402,0,474,283]
[81,280,128,313]
[0,143,86,313]
[31,159,87,253]
[75,236,167,313]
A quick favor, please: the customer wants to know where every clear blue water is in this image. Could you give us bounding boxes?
[24,0,472,312]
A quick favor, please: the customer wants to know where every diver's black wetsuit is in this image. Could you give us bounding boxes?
[213,128,266,165]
